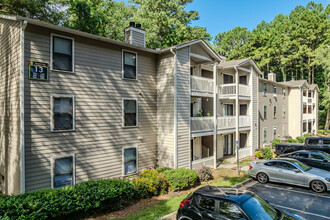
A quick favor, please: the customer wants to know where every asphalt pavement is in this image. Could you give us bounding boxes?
[245,181,330,220]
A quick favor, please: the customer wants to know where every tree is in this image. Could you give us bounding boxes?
[130,0,211,49]
[0,0,64,24]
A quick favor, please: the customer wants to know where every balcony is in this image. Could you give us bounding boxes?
[219,84,251,99]
[191,117,214,133]
[191,75,214,97]
[239,115,250,127]
[217,116,251,131]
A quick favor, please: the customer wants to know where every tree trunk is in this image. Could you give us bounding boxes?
[312,65,314,84]
[267,63,269,73]
[308,57,311,84]
[325,109,330,131]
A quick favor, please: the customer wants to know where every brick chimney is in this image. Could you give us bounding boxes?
[125,22,146,48]
[268,71,276,82]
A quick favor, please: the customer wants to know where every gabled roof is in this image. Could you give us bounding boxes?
[279,80,308,88]
[218,58,262,75]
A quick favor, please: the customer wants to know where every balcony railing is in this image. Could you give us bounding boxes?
[191,75,214,94]
[219,84,251,97]
[217,116,236,130]
[239,115,251,127]
[191,117,214,133]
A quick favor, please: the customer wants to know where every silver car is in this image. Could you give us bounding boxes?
[248,158,330,193]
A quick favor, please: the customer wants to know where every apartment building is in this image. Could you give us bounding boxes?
[259,72,319,146]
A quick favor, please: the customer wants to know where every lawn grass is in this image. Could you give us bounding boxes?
[119,168,249,220]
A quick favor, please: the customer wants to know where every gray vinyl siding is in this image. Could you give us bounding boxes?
[156,52,174,167]
[24,25,157,191]
[0,18,22,194]
[252,68,258,150]
[131,30,145,48]
[176,47,190,169]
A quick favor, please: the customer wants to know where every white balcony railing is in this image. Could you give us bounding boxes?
[239,115,251,127]
[219,84,251,96]
[217,116,236,130]
[191,117,214,133]
[191,75,214,94]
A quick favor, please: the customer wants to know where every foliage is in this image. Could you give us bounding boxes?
[156,167,173,173]
[196,109,211,117]
[255,150,264,159]
[263,147,273,159]
[296,136,305,143]
[163,168,199,191]
[131,170,169,198]
[197,166,213,182]
[288,138,298,143]
[272,139,281,148]
[0,179,135,219]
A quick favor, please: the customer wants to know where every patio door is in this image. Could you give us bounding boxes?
[223,134,233,156]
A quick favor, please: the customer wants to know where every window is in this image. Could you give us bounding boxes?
[123,147,138,175]
[51,95,75,131]
[324,139,330,145]
[294,153,309,158]
[308,139,319,145]
[263,105,267,119]
[123,51,137,79]
[308,91,312,98]
[263,128,267,142]
[273,86,277,96]
[239,104,247,115]
[303,122,307,133]
[303,90,307,96]
[273,106,276,118]
[273,127,277,139]
[199,196,215,212]
[278,162,296,170]
[308,105,312,114]
[282,88,286,98]
[223,74,234,84]
[264,161,277,167]
[51,154,75,189]
[282,125,286,137]
[263,83,267,96]
[311,154,324,161]
[239,75,247,85]
[123,98,138,127]
[223,104,234,116]
[51,34,74,72]
[303,103,307,114]
[218,200,245,219]
[190,66,194,75]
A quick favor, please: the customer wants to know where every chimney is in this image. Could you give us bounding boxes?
[268,71,276,82]
[125,22,146,48]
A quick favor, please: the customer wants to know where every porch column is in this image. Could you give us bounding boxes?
[235,66,239,161]
[213,62,218,168]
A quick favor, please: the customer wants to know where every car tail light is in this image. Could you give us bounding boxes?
[249,165,253,170]
[179,200,191,208]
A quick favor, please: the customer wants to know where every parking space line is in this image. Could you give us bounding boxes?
[256,184,330,199]
[271,204,330,220]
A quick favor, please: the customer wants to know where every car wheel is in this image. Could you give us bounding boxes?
[310,180,326,193]
[257,172,269,184]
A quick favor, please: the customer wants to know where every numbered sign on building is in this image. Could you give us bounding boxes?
[29,61,49,80]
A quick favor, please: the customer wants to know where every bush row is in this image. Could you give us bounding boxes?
[255,147,273,159]
[0,168,201,219]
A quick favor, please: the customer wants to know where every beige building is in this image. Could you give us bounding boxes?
[258,72,319,146]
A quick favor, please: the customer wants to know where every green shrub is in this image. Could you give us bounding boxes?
[255,150,264,159]
[156,167,172,173]
[318,130,325,135]
[131,169,169,198]
[197,166,213,182]
[163,168,199,191]
[0,179,135,219]
[263,147,273,159]
[303,133,313,138]
[296,136,305,143]
[272,139,281,148]
[288,138,298,143]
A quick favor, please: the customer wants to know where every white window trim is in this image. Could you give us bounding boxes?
[263,83,267,96]
[282,88,286,98]
[122,49,138,80]
[223,103,234,116]
[122,98,138,128]
[273,85,277,97]
[122,146,138,176]
[273,126,277,139]
[263,127,267,142]
[51,153,75,189]
[50,33,75,73]
[50,94,76,132]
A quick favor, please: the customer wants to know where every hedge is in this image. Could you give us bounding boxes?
[163,168,199,191]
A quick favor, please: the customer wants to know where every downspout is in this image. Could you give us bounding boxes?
[20,20,27,194]
[234,66,239,174]
[170,48,178,169]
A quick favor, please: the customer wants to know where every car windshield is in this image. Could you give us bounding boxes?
[291,160,311,171]
[320,152,330,159]
[241,195,279,220]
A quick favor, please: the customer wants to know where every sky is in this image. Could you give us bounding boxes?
[118,0,329,39]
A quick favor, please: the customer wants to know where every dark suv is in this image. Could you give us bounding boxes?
[176,186,304,220]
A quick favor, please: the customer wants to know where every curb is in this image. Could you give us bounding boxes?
[158,178,254,220]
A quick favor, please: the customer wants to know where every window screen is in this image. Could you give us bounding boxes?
[53,36,73,71]
[53,156,73,188]
[53,97,73,130]
[124,148,137,175]
[123,51,137,79]
[124,99,137,126]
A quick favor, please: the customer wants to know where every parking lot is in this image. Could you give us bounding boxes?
[244,181,330,220]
